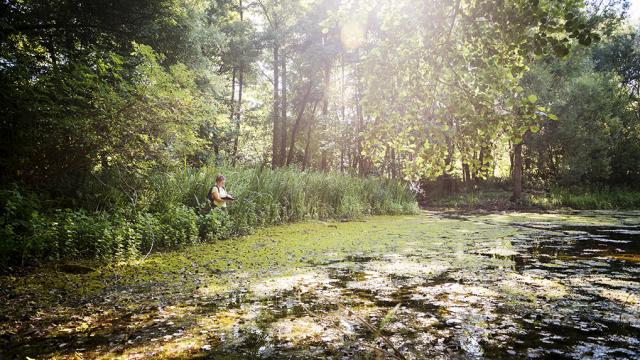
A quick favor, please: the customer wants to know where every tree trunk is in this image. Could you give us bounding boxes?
[302,114,315,171]
[279,53,288,165]
[271,44,280,168]
[232,0,244,166]
[476,147,484,185]
[340,54,346,173]
[353,61,366,176]
[232,65,243,166]
[548,146,557,180]
[509,141,514,178]
[216,68,235,166]
[213,143,220,166]
[286,83,314,165]
[390,148,397,179]
[319,59,331,172]
[511,142,523,201]
[320,151,328,172]
[462,162,470,184]
[355,98,364,176]
[443,116,455,193]
[229,67,236,124]
[471,151,477,181]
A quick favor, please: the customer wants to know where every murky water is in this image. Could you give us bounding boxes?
[2,211,639,359]
[196,212,640,359]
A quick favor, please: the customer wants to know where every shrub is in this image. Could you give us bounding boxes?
[0,187,47,266]
[198,209,232,241]
[157,204,199,249]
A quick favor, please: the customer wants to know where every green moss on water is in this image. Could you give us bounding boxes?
[2,211,639,359]
[4,212,533,308]
[480,211,640,226]
[608,254,640,263]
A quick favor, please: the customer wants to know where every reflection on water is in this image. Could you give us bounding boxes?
[2,212,639,359]
[203,215,640,359]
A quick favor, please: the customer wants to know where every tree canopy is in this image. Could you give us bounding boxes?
[1,0,639,198]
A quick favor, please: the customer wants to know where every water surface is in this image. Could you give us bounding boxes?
[1,211,639,359]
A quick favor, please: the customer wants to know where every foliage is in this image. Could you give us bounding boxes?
[529,187,640,209]
[422,186,640,210]
[2,0,639,195]
[0,0,229,192]
[522,32,640,187]
[0,166,417,268]
[357,0,608,182]
[2,0,640,269]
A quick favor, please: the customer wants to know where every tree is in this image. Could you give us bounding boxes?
[0,0,233,190]
[354,0,616,199]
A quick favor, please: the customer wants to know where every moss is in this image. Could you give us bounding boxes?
[2,210,639,359]
[608,254,640,263]
[481,211,638,226]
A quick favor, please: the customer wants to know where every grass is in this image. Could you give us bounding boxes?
[528,188,640,210]
[423,187,640,210]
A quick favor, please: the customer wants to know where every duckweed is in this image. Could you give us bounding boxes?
[1,211,639,359]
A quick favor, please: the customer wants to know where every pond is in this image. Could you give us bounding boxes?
[1,211,639,359]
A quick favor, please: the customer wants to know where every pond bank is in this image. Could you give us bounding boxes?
[1,210,639,359]
[422,189,640,211]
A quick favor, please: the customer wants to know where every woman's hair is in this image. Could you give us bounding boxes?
[216,174,225,183]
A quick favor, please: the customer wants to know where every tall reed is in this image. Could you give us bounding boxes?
[1,166,418,267]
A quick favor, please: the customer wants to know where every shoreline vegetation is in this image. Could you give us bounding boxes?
[422,188,640,211]
[3,162,638,274]
[0,166,418,271]
[2,0,639,278]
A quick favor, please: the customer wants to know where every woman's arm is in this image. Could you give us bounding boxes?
[212,188,225,202]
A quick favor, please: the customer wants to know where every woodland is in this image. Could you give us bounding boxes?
[1,1,640,358]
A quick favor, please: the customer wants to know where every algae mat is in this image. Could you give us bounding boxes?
[1,211,639,359]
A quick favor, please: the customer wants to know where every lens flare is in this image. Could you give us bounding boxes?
[340,19,366,50]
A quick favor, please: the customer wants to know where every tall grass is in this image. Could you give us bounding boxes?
[0,166,417,268]
[422,185,640,210]
[529,188,640,210]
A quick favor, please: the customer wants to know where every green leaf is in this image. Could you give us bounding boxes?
[530,125,540,133]
[548,113,558,120]
[527,95,538,103]
[553,44,569,57]
[379,303,402,331]
[578,35,592,46]
[534,46,543,56]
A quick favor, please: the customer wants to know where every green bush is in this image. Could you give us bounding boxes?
[46,210,140,262]
[199,209,232,241]
[134,212,163,256]
[0,188,49,265]
[157,205,199,249]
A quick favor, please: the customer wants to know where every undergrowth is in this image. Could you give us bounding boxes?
[0,166,417,268]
